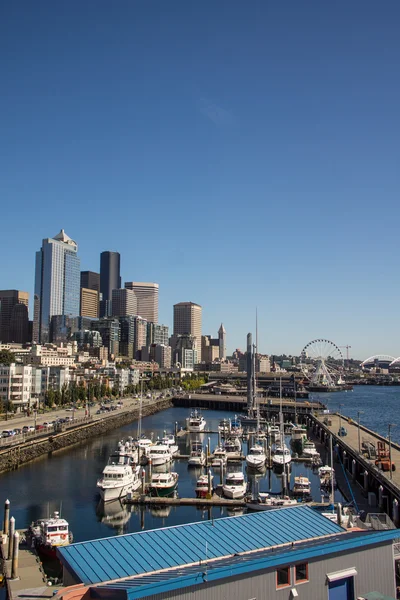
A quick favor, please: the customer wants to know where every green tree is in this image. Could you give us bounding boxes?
[54,389,61,405]
[46,388,55,407]
[0,350,16,366]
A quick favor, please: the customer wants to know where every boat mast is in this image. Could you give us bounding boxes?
[329,433,334,507]
[280,377,287,495]
[137,377,143,439]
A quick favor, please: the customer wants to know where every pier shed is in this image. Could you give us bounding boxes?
[55,506,400,600]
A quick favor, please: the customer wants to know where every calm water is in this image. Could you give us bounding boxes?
[0,385,397,542]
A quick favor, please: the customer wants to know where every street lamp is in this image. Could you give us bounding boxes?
[357,410,364,453]
[388,423,396,480]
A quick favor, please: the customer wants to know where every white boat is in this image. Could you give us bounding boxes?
[269,425,281,440]
[97,463,141,502]
[29,512,73,558]
[224,437,242,457]
[246,444,266,470]
[222,472,247,499]
[186,409,206,432]
[246,493,298,511]
[161,433,179,456]
[148,472,179,497]
[319,465,336,489]
[188,441,206,466]
[211,446,228,467]
[218,419,230,434]
[195,474,213,498]
[148,444,172,466]
[272,444,292,469]
[302,440,320,459]
[292,476,311,497]
[291,426,307,444]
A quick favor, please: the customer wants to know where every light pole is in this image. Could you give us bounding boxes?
[388,424,396,480]
[357,410,364,453]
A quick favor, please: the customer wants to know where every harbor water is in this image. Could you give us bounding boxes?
[0,386,398,544]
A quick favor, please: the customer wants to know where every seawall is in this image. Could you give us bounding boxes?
[0,398,173,474]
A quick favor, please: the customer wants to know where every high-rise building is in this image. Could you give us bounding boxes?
[100,251,121,317]
[119,316,136,359]
[0,290,29,343]
[218,323,226,359]
[111,289,137,317]
[80,288,99,319]
[173,302,202,362]
[134,316,148,359]
[80,271,100,292]
[94,317,120,357]
[124,282,159,323]
[33,230,80,344]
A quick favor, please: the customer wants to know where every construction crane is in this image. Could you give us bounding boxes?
[339,345,352,368]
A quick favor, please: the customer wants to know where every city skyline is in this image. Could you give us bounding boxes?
[2,2,400,358]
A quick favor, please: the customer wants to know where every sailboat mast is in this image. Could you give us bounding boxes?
[329,433,334,506]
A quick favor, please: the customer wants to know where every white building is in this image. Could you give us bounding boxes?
[124,282,159,323]
[0,363,33,410]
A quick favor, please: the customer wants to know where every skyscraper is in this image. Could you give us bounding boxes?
[33,230,80,344]
[80,288,99,319]
[124,282,159,323]
[218,323,226,359]
[100,251,121,317]
[0,290,29,343]
[80,271,100,292]
[173,302,202,362]
[111,288,137,317]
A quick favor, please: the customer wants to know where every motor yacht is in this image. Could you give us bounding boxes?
[97,463,141,502]
[292,476,311,497]
[302,440,320,459]
[186,409,206,432]
[245,444,266,470]
[211,446,228,467]
[148,444,172,466]
[188,440,206,467]
[148,472,179,497]
[222,472,247,499]
[272,444,292,469]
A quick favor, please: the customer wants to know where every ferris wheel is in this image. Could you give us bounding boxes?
[300,339,344,387]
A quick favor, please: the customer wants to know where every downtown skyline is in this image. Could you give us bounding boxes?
[1,2,400,358]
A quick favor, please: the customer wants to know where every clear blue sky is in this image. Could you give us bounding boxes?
[1,1,400,359]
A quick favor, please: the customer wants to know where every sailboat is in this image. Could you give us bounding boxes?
[272,378,292,471]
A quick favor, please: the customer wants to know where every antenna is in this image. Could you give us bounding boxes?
[256,307,258,354]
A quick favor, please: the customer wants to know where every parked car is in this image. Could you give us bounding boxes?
[13,428,22,435]
[65,407,73,412]
[22,425,35,433]
[2,430,15,438]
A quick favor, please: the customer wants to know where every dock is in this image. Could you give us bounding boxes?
[124,494,245,507]
[1,529,57,600]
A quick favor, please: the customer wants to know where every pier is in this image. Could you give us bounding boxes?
[309,411,400,524]
[124,494,246,507]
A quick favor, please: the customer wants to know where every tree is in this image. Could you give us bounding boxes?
[45,388,55,407]
[54,389,61,405]
[0,350,16,366]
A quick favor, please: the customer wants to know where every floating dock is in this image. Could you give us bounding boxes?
[124,494,245,507]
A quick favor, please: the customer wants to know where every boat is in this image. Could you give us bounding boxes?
[195,473,213,498]
[211,446,228,467]
[97,463,141,502]
[272,444,292,470]
[148,471,179,497]
[148,444,172,466]
[246,493,299,511]
[302,440,320,459]
[246,443,266,471]
[218,419,230,434]
[292,476,312,497]
[160,433,179,456]
[188,440,206,467]
[269,425,281,440]
[29,512,73,558]
[222,471,247,499]
[224,437,242,457]
[186,409,206,432]
[291,425,307,443]
[230,418,243,437]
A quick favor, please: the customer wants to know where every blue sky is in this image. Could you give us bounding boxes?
[1,1,400,359]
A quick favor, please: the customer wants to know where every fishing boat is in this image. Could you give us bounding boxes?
[195,474,213,498]
[222,471,247,499]
[186,409,206,432]
[148,444,172,466]
[148,471,179,497]
[246,443,266,471]
[30,512,73,558]
[302,440,320,459]
[211,446,228,467]
[188,440,206,467]
[292,476,312,497]
[246,493,298,511]
[97,463,141,502]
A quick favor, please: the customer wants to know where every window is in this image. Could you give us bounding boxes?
[276,566,290,588]
[295,563,308,583]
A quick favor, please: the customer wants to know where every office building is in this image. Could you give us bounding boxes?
[124,282,158,323]
[201,335,220,363]
[134,316,148,359]
[219,323,226,359]
[173,302,202,362]
[0,290,30,344]
[100,251,121,317]
[111,288,137,317]
[80,271,100,292]
[33,230,80,344]
[80,288,99,319]
[119,316,136,359]
[95,318,120,358]
[147,322,169,346]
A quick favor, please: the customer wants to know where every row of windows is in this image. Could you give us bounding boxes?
[277,563,308,588]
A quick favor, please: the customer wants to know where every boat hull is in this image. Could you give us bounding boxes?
[222,485,247,499]
[149,484,177,498]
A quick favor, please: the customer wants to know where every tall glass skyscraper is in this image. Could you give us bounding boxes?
[33,230,81,343]
[100,251,121,317]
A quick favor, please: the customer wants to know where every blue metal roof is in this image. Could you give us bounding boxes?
[58,506,343,585]
[90,529,400,600]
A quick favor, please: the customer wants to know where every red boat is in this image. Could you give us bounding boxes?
[29,511,73,559]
